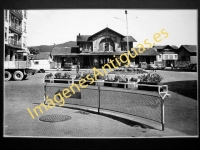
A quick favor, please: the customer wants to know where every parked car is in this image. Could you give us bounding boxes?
[138,62,147,69]
[147,64,158,70]
[63,62,72,71]
[156,64,165,70]
[186,63,197,71]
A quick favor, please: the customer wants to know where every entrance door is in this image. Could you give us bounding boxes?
[135,56,139,65]
[166,60,174,67]
[83,56,90,68]
[146,57,150,64]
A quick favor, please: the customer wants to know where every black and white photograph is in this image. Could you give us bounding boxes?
[4,8,198,138]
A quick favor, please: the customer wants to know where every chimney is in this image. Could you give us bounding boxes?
[79,33,80,36]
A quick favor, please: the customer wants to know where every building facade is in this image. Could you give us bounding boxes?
[51,27,160,69]
[4,9,29,62]
[153,45,179,67]
[177,45,197,63]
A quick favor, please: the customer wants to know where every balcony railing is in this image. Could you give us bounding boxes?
[10,10,23,20]
[10,10,22,15]
[10,22,22,33]
[8,38,22,48]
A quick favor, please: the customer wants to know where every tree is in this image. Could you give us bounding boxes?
[29,47,40,55]
[28,47,40,60]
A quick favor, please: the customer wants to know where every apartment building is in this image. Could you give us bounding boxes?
[4,9,28,61]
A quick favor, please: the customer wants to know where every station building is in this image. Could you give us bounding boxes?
[51,27,161,69]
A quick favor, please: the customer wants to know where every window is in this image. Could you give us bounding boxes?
[23,36,26,47]
[174,54,177,58]
[122,44,127,51]
[104,42,109,51]
[24,22,26,32]
[24,10,27,18]
[164,55,168,59]
[72,57,77,65]
[5,27,7,41]
[169,55,173,59]
[5,10,8,21]
[34,61,39,65]
[159,55,162,58]
[14,18,19,26]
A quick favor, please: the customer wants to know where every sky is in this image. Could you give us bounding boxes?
[26,9,197,47]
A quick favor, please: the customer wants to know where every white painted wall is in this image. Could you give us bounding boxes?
[190,56,197,63]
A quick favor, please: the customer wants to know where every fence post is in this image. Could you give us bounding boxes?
[98,86,100,113]
[44,83,47,104]
[161,97,164,131]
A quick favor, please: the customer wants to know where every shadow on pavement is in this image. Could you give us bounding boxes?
[164,80,197,100]
[32,102,155,130]
[59,105,156,130]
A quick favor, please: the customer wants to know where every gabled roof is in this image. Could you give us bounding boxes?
[77,35,91,42]
[153,45,179,49]
[132,48,160,56]
[153,45,165,49]
[77,27,137,42]
[181,45,197,53]
[170,45,179,49]
[122,36,137,42]
[32,52,50,60]
[89,27,124,39]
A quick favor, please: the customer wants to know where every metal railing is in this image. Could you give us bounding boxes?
[8,38,22,48]
[43,77,170,131]
[10,22,22,32]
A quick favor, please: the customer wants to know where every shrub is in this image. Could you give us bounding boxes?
[115,75,128,82]
[139,72,163,83]
[130,77,138,82]
[54,72,62,78]
[97,74,106,80]
[75,72,82,79]
[62,72,71,79]
[45,73,53,79]
[82,71,90,78]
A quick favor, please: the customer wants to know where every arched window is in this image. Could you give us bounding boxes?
[105,42,109,51]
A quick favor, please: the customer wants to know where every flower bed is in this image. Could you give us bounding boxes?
[138,72,163,91]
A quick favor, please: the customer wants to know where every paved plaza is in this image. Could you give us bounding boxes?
[4,70,197,137]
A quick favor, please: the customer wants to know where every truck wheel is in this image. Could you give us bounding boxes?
[13,71,24,81]
[5,71,12,81]
[23,75,27,80]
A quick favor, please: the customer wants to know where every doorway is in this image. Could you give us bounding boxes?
[146,57,150,64]
[83,56,90,68]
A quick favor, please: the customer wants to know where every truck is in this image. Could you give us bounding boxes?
[4,60,35,81]
[30,59,51,73]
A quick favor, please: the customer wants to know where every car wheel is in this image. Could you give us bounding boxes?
[13,70,24,81]
[5,71,12,81]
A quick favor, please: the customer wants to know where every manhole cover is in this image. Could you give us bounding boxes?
[39,115,71,122]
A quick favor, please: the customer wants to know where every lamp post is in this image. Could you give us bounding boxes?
[125,10,129,54]
[114,13,137,67]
